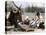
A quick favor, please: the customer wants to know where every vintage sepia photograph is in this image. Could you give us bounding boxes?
[5,1,45,34]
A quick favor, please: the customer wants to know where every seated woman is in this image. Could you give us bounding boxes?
[35,12,44,29]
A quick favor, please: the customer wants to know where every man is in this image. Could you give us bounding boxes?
[24,16,30,25]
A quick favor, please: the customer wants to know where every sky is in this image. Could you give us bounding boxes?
[14,1,45,8]
[14,1,32,8]
[7,1,45,8]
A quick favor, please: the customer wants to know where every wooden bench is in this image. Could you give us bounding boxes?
[18,23,34,32]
